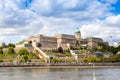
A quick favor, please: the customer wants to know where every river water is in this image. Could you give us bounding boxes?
[0,66,120,80]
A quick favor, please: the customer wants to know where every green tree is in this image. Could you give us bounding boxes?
[98,42,110,52]
[18,48,29,55]
[8,43,15,48]
[109,46,118,54]
[8,47,15,54]
[23,55,29,62]
[117,45,120,51]
[0,47,3,54]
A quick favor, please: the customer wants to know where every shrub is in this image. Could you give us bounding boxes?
[95,58,102,62]
[18,48,29,55]
[0,48,3,54]
[66,59,75,63]
[8,43,15,48]
[65,53,72,57]
[19,58,25,63]
[51,58,63,63]
[23,55,29,62]
[66,48,70,52]
[0,59,3,62]
[8,47,15,54]
[51,58,57,63]
[39,59,45,62]
[28,53,39,59]
[83,58,88,62]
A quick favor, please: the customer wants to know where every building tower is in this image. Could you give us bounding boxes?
[74,28,81,40]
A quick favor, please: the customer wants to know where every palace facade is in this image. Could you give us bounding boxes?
[16,29,108,50]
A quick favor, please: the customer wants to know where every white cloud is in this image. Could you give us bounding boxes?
[104,15,120,27]
[57,0,78,9]
[0,0,119,44]
[30,0,52,15]
[80,14,120,44]
[0,28,18,35]
[99,0,118,4]
[0,36,7,41]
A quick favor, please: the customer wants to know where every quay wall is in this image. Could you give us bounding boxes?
[0,62,120,67]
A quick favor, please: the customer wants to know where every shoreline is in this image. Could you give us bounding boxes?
[0,62,120,68]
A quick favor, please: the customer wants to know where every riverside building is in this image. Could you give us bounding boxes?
[16,29,108,50]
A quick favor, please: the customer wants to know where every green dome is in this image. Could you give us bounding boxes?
[75,29,80,33]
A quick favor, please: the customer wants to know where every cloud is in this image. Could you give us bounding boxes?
[0,0,119,44]
[98,0,118,4]
[0,28,18,35]
[80,14,120,44]
[0,0,114,27]
[103,15,120,27]
[0,36,7,41]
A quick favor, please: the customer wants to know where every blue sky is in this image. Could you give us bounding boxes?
[0,0,120,45]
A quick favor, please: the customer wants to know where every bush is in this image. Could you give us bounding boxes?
[95,58,102,62]
[66,59,75,63]
[23,55,29,62]
[8,43,15,48]
[19,58,25,63]
[51,58,63,63]
[8,47,15,54]
[109,57,117,62]
[52,49,57,52]
[0,59,3,62]
[28,53,39,59]
[39,59,45,62]
[18,48,29,55]
[65,53,72,57]
[83,58,88,62]
[51,58,57,63]
[0,48,3,54]
[66,48,70,52]
[83,56,96,62]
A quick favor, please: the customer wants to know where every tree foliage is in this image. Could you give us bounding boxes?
[0,47,3,54]
[98,43,110,52]
[18,48,29,55]
[8,43,15,48]
[8,47,15,54]
[98,43,120,54]
[23,55,29,62]
[109,46,119,54]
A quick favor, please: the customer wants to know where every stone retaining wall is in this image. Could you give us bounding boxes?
[0,62,120,67]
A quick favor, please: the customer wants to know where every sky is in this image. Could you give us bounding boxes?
[0,0,120,45]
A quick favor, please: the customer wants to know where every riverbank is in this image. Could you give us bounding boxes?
[0,62,120,67]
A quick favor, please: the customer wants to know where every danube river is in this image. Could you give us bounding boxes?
[0,66,120,80]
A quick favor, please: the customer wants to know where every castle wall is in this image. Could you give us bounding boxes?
[56,34,76,49]
[39,36,57,48]
[85,37,103,49]
[15,31,107,51]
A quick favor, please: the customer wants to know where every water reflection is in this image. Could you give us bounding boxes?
[0,67,120,80]
[93,69,96,80]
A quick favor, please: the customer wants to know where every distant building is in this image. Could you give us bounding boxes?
[16,29,108,50]
[85,37,103,50]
